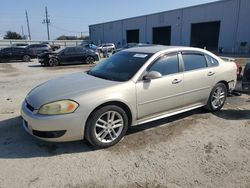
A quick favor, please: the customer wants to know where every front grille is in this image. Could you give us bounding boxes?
[26,101,34,112]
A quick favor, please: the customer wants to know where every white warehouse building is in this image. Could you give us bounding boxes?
[89,0,250,53]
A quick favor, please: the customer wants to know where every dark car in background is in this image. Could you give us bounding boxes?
[25,44,52,56]
[242,62,250,93]
[11,43,29,48]
[41,42,61,51]
[0,47,35,62]
[38,46,99,66]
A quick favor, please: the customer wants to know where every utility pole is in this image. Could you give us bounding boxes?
[21,25,24,37]
[43,6,50,40]
[25,10,31,40]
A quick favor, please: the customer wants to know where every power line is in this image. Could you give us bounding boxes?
[50,24,88,34]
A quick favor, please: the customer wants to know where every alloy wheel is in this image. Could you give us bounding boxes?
[211,86,226,109]
[94,111,124,143]
[23,55,31,62]
[49,58,58,66]
[86,56,94,64]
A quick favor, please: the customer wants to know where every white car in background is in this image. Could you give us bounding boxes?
[97,43,116,53]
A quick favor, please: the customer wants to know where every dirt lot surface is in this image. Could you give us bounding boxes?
[0,60,249,188]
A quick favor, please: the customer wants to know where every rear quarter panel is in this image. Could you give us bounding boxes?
[215,59,237,90]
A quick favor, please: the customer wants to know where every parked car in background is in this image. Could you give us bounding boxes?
[97,43,115,53]
[26,44,52,56]
[21,45,237,148]
[11,43,29,48]
[83,44,98,51]
[113,43,149,54]
[79,41,91,46]
[38,46,99,66]
[242,62,250,93]
[41,42,61,51]
[0,47,35,62]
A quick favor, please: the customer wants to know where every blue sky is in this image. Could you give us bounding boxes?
[0,0,218,40]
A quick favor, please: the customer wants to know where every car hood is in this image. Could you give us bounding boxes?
[26,72,118,109]
[38,51,57,58]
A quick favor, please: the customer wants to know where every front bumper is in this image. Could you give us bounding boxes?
[242,82,250,93]
[21,101,85,142]
[38,58,48,64]
[94,54,100,61]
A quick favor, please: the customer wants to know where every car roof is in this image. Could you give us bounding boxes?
[124,45,202,54]
[2,47,24,49]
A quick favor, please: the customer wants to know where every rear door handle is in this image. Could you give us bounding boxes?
[172,79,182,84]
[207,71,215,76]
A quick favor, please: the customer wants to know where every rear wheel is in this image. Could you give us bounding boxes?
[85,56,95,64]
[85,105,128,148]
[49,58,59,66]
[23,55,31,62]
[205,83,227,111]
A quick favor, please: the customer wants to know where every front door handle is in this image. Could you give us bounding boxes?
[172,79,182,84]
[207,71,215,76]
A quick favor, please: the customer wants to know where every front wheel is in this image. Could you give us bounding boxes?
[205,83,227,112]
[85,105,128,148]
[23,55,31,62]
[48,58,59,66]
[85,56,95,64]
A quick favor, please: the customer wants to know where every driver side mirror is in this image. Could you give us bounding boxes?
[143,71,162,81]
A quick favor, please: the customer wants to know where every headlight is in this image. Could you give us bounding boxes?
[48,54,56,58]
[38,100,79,115]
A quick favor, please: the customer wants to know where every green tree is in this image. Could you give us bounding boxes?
[56,35,77,40]
[3,31,24,39]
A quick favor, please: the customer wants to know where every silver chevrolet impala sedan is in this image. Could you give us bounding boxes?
[21,45,237,148]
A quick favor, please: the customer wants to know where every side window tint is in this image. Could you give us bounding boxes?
[149,53,179,76]
[182,53,207,71]
[206,55,219,67]
[13,48,21,52]
[63,48,69,54]
[76,47,84,53]
[2,48,11,52]
[67,48,77,54]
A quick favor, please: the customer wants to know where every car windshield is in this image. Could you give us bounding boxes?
[86,44,97,49]
[87,51,152,82]
[55,47,65,53]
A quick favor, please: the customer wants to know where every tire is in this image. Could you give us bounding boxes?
[85,105,128,148]
[205,83,227,112]
[85,56,95,64]
[23,55,31,62]
[48,58,59,66]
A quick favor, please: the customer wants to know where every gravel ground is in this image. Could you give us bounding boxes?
[0,60,249,188]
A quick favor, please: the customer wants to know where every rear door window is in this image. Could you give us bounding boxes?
[64,47,77,55]
[205,55,219,67]
[13,48,24,52]
[1,48,11,53]
[182,53,207,71]
[75,47,85,53]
